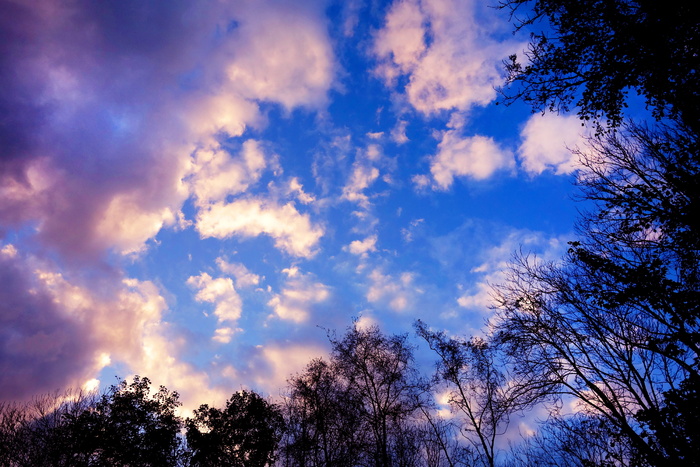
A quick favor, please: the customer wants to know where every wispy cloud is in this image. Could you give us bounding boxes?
[267,267,330,323]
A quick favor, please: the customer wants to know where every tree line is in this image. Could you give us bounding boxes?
[2,0,698,465]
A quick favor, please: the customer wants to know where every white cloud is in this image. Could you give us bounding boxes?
[391,120,409,144]
[287,177,316,204]
[343,164,380,208]
[187,273,243,343]
[224,4,335,110]
[257,343,327,394]
[267,269,330,323]
[341,143,392,210]
[457,230,569,311]
[366,268,421,312]
[188,140,269,205]
[519,113,588,174]
[374,0,517,115]
[216,258,261,289]
[196,198,324,258]
[345,235,378,257]
[0,246,226,411]
[423,118,514,189]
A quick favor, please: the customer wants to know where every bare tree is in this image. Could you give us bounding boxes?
[416,321,547,467]
[492,120,700,465]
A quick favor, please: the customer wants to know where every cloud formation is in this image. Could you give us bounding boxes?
[267,267,330,322]
[196,198,324,258]
[415,115,514,189]
[0,0,335,403]
[374,0,516,115]
[518,113,588,174]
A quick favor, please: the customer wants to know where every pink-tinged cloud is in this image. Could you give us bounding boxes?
[267,267,330,323]
[374,0,517,115]
[421,116,514,189]
[518,113,589,175]
[187,273,243,342]
[0,244,226,409]
[188,140,270,205]
[366,268,422,312]
[0,0,335,261]
[224,2,335,110]
[196,198,324,258]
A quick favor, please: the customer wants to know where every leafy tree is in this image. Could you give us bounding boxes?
[498,1,700,131]
[186,389,283,467]
[0,377,184,466]
[61,376,184,466]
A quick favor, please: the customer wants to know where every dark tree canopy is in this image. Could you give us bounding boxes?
[61,376,184,466]
[499,1,700,131]
[186,389,283,467]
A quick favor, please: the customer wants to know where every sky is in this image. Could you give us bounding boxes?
[1,0,592,412]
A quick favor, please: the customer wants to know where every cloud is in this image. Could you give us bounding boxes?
[256,343,327,394]
[456,230,569,311]
[188,140,269,205]
[216,258,261,289]
[519,113,588,174]
[419,116,514,189]
[0,243,226,410]
[267,267,330,323]
[287,177,316,204]
[374,0,517,115]
[224,3,335,110]
[196,198,324,258]
[366,268,421,312]
[391,120,410,144]
[187,272,243,343]
[341,143,393,211]
[345,235,379,257]
[0,0,335,261]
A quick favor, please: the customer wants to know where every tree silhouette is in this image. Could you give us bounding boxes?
[498,1,700,131]
[492,119,700,464]
[186,389,283,467]
[60,376,184,466]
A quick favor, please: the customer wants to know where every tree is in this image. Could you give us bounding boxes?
[416,321,546,467]
[186,389,283,467]
[328,323,428,467]
[280,358,365,467]
[280,323,430,467]
[60,376,184,466]
[492,120,700,465]
[0,389,97,466]
[508,414,642,467]
[498,1,700,131]
[0,377,184,466]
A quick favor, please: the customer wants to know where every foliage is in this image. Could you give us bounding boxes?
[186,389,283,467]
[0,377,184,466]
[498,1,700,131]
[61,376,185,466]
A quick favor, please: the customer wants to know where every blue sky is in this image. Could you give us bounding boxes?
[1,0,593,411]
